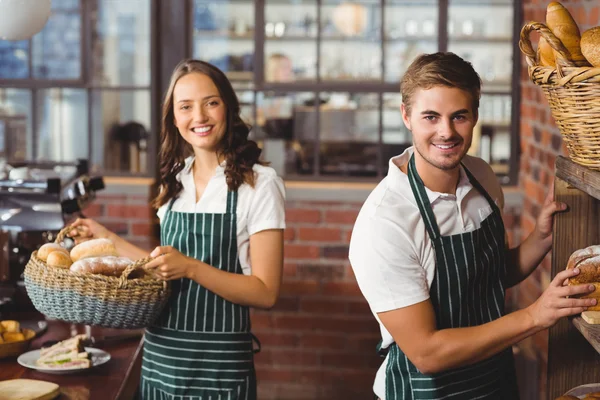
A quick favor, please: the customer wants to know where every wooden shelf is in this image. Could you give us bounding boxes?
[572,316,600,354]
[548,155,600,399]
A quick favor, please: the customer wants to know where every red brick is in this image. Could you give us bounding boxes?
[322,282,363,297]
[106,204,152,219]
[296,264,345,281]
[82,203,104,217]
[298,227,341,242]
[283,227,295,241]
[256,332,299,347]
[255,366,296,382]
[272,296,300,312]
[344,230,353,243]
[346,334,382,352]
[589,7,599,26]
[283,262,297,277]
[274,315,377,333]
[284,244,320,259]
[258,348,319,366]
[324,210,360,225]
[97,194,128,202]
[103,222,129,235]
[131,223,152,236]
[300,298,348,314]
[347,301,371,315]
[300,333,346,350]
[321,352,381,369]
[286,209,321,223]
[251,313,275,330]
[280,280,321,295]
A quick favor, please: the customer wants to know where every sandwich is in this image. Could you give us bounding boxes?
[36,334,91,369]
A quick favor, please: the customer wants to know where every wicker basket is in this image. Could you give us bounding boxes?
[0,328,36,359]
[520,21,600,170]
[24,225,170,329]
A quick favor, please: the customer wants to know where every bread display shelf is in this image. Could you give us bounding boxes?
[548,156,600,399]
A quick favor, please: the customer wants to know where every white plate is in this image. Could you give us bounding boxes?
[17,347,110,374]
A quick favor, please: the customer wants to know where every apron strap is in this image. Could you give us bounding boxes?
[167,197,176,212]
[461,164,502,216]
[407,154,441,240]
[226,190,238,214]
[251,332,262,354]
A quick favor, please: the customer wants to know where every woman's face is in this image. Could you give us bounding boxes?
[172,72,227,154]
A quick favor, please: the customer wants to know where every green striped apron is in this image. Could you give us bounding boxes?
[378,155,519,400]
[140,190,258,400]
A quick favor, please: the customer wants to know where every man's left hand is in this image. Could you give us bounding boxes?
[534,181,567,241]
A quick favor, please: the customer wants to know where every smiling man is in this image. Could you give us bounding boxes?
[348,52,596,399]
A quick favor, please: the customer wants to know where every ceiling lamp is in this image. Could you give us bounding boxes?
[332,2,368,37]
[0,0,52,41]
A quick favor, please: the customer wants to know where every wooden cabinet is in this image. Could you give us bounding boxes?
[548,156,600,399]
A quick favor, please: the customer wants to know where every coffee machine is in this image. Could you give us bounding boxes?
[0,159,104,315]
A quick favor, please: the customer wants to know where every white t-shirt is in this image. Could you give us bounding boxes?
[157,157,286,276]
[348,147,504,399]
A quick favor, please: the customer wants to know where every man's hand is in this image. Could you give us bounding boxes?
[533,181,567,242]
[526,267,596,329]
[144,246,198,281]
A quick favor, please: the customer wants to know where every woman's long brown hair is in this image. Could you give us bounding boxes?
[152,59,266,209]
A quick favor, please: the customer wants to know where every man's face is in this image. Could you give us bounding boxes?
[402,86,477,171]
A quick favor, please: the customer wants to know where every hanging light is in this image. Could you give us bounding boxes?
[332,2,368,37]
[0,0,52,41]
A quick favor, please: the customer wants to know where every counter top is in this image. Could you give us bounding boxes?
[0,318,143,400]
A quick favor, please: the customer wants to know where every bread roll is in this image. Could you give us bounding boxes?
[538,37,556,66]
[37,243,69,262]
[46,251,73,269]
[70,256,133,277]
[70,238,118,262]
[546,2,590,66]
[581,26,600,67]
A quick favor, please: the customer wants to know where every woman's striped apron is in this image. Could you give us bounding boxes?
[140,190,258,400]
[379,154,520,399]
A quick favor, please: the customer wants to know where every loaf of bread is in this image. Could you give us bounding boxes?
[70,238,118,262]
[546,2,590,66]
[566,245,600,311]
[46,251,73,269]
[538,37,556,66]
[70,256,133,277]
[37,243,69,262]
[581,26,600,67]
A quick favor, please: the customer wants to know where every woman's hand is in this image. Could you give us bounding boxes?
[69,218,113,244]
[144,246,199,281]
[526,267,597,329]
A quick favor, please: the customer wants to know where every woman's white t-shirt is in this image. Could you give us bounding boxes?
[157,157,286,275]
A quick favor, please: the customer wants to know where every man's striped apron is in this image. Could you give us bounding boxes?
[378,154,520,399]
[140,190,258,400]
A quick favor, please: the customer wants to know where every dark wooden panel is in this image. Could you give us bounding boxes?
[547,176,600,399]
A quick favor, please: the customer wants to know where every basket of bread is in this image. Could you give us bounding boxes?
[23,225,170,329]
[519,1,600,170]
[0,320,36,359]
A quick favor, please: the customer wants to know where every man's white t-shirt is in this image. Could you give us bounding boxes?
[157,157,286,276]
[348,147,504,399]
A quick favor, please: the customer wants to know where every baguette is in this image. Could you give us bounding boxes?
[538,37,556,66]
[545,2,590,66]
[70,238,118,262]
[70,256,134,277]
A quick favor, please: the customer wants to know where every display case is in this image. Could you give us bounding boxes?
[191,0,520,183]
[548,156,600,399]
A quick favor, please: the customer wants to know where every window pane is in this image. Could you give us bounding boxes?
[193,1,254,83]
[92,0,151,87]
[320,1,381,80]
[256,91,315,177]
[265,0,317,82]
[91,90,151,174]
[0,40,29,79]
[35,89,87,162]
[0,89,32,161]
[32,0,82,79]
[384,0,438,82]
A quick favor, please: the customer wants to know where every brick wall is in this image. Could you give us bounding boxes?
[519,1,600,400]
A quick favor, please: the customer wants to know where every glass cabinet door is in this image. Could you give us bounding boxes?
[384,0,438,82]
[265,0,317,82]
[193,0,255,84]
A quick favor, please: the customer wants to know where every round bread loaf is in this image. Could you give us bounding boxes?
[69,256,134,277]
[70,238,118,262]
[37,243,69,262]
[581,26,600,67]
[46,251,73,269]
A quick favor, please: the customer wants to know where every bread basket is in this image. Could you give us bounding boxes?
[0,328,36,359]
[24,225,170,329]
[520,21,600,170]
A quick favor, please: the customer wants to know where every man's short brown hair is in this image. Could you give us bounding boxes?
[400,52,482,116]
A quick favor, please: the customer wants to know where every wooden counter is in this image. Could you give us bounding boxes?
[0,319,143,400]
